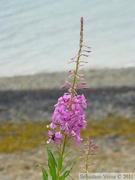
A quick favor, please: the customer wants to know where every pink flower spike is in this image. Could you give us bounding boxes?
[66,81,71,86]
[83,86,89,89]
[69,70,75,74]
[82,50,91,53]
[68,60,76,64]
[83,45,91,49]
[79,64,84,67]
[68,74,74,79]
[61,84,67,89]
[80,60,88,63]
[71,54,78,60]
[81,82,87,85]
[61,81,71,89]
[55,132,63,142]
[47,130,62,144]
[50,122,57,129]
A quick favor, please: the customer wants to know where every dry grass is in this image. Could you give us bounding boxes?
[0,115,135,153]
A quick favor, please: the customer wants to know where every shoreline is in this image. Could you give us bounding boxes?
[0,68,135,90]
[0,87,135,122]
[0,68,135,121]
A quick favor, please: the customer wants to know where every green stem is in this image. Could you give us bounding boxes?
[57,17,84,179]
[57,134,67,179]
[69,18,83,109]
[85,144,90,180]
[62,134,67,156]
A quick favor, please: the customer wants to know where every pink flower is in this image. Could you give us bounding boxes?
[47,130,62,144]
[48,93,87,145]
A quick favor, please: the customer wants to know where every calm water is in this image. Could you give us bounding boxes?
[0,0,135,77]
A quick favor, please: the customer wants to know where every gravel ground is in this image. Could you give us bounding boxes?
[0,137,135,180]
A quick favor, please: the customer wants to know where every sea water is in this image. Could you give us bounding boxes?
[0,0,135,77]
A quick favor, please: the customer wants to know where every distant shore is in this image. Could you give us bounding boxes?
[0,68,135,90]
[0,68,135,121]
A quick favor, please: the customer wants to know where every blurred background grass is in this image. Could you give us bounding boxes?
[0,115,135,153]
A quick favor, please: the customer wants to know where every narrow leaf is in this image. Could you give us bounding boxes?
[47,147,57,180]
[61,155,79,174]
[37,164,48,180]
[57,150,63,171]
[60,159,76,179]
[63,151,72,159]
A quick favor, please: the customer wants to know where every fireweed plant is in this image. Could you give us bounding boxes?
[38,17,98,179]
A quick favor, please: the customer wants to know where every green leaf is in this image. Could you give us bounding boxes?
[47,147,57,180]
[60,159,76,179]
[37,164,48,180]
[63,151,72,159]
[57,150,63,172]
[61,154,79,175]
